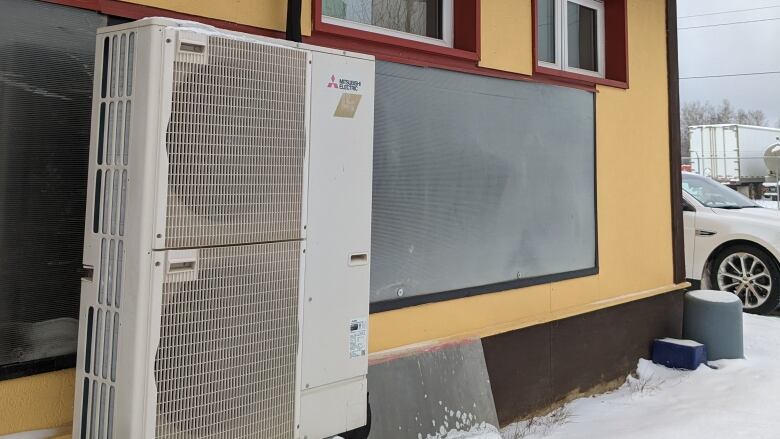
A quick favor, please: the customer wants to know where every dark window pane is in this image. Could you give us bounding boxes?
[567,1,599,72]
[537,0,556,63]
[370,62,596,304]
[0,0,106,368]
[323,0,442,39]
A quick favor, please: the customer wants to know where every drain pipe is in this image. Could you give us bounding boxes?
[286,0,302,42]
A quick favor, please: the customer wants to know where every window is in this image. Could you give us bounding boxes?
[682,198,696,212]
[322,0,454,47]
[0,0,106,379]
[682,174,758,209]
[370,62,596,311]
[537,0,605,77]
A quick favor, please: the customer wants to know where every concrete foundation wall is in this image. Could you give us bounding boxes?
[367,339,498,439]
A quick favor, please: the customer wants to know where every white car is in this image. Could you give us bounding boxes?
[683,172,780,314]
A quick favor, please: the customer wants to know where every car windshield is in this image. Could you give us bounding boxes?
[682,173,759,209]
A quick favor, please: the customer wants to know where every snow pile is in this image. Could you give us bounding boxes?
[686,290,740,303]
[333,422,500,439]
[425,422,501,439]
[502,313,780,438]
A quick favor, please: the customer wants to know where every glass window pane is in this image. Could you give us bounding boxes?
[371,61,596,304]
[567,1,599,72]
[323,0,442,39]
[537,0,556,63]
[0,0,106,368]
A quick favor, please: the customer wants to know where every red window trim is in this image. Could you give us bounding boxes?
[311,0,480,62]
[536,65,629,88]
[41,0,601,92]
[308,0,604,92]
[531,0,629,89]
[41,0,288,39]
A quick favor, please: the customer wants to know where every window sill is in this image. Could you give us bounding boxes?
[310,20,479,62]
[535,65,628,89]
[370,267,599,313]
[320,16,453,48]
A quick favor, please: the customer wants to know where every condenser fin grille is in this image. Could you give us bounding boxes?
[154,241,301,439]
[165,36,308,249]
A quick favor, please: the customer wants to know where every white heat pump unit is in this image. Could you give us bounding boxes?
[73,18,374,439]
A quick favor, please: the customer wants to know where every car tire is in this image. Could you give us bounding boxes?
[709,243,780,315]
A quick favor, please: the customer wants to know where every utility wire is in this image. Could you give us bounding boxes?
[679,16,780,30]
[680,71,780,80]
[678,4,780,19]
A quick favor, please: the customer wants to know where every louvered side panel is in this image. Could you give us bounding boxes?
[164,36,308,249]
[77,29,135,439]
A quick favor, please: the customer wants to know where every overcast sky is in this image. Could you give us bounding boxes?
[678,0,780,125]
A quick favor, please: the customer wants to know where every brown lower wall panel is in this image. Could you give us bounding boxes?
[482,289,685,426]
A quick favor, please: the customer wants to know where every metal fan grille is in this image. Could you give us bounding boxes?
[165,36,308,249]
[154,241,301,438]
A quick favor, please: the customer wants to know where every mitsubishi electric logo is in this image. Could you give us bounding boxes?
[327,74,362,91]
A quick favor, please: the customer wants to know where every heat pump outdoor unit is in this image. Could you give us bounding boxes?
[73,18,374,439]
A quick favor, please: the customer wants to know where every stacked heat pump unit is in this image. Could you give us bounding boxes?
[73,18,374,439]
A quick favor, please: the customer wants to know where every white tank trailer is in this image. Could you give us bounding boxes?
[688,124,780,198]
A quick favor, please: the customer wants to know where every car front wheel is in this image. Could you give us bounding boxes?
[709,244,780,314]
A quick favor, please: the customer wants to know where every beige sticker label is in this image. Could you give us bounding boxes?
[334,93,362,118]
[349,318,367,358]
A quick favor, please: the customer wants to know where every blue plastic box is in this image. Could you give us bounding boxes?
[651,338,707,370]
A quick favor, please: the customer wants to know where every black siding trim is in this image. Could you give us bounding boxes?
[370,267,599,313]
[0,354,76,382]
[667,0,686,284]
[685,278,701,290]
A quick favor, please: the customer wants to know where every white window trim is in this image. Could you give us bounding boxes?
[322,0,454,48]
[564,0,605,78]
[538,0,605,79]
[538,0,562,70]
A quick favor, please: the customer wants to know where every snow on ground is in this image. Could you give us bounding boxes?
[426,422,502,439]
[333,422,502,439]
[501,313,780,439]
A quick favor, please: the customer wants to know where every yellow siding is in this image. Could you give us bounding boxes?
[479,0,533,75]
[0,369,74,436]
[1,0,676,434]
[119,0,312,35]
[556,0,674,310]
[370,0,677,352]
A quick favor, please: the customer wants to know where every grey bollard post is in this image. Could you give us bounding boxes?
[683,290,744,361]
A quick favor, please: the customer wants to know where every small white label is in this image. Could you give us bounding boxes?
[349,318,368,358]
